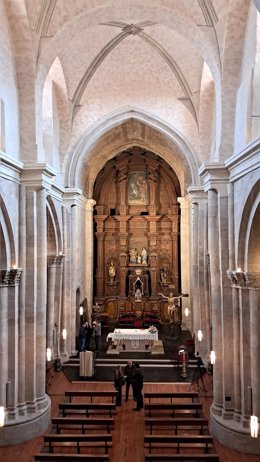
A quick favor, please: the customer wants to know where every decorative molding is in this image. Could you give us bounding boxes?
[197,0,218,26]
[0,269,22,286]
[34,0,57,36]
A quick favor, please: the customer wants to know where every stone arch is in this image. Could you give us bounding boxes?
[46,196,62,255]
[237,178,260,271]
[65,109,200,196]
[0,195,16,269]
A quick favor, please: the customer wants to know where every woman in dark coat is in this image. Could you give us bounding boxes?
[113,365,125,406]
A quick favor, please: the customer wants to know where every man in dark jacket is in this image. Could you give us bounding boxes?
[132,362,144,411]
[124,360,136,401]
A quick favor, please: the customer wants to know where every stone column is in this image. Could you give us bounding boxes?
[94,216,106,298]
[248,274,260,417]
[46,256,57,353]
[178,196,191,331]
[55,254,64,359]
[60,205,68,357]
[36,188,48,400]
[83,199,96,319]
[18,184,26,415]
[0,279,8,408]
[208,188,222,410]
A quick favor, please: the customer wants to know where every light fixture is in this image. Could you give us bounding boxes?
[197,330,203,342]
[250,416,259,438]
[62,328,67,340]
[237,267,241,272]
[46,347,52,362]
[79,306,83,316]
[184,307,189,317]
[210,350,216,365]
[0,407,5,427]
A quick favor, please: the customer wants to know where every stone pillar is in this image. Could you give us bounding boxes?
[248,276,260,417]
[60,206,68,357]
[83,199,96,320]
[95,216,106,298]
[54,255,64,359]
[18,184,26,415]
[46,256,57,353]
[178,197,191,331]
[0,281,8,408]
[208,188,222,410]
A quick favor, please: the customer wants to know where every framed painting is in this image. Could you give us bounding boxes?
[128,172,149,205]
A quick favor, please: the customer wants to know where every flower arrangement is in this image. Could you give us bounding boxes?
[148,325,158,333]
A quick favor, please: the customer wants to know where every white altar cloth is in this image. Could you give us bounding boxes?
[106,328,158,351]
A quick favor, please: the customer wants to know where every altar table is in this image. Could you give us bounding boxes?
[106,328,158,352]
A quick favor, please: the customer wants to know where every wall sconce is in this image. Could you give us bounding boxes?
[0,407,5,427]
[79,306,83,316]
[46,347,52,362]
[197,330,203,342]
[250,416,259,438]
[62,329,67,340]
[210,350,216,365]
[184,307,189,317]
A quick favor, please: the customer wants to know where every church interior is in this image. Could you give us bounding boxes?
[0,0,260,459]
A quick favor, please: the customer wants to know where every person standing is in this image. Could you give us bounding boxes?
[132,363,144,411]
[85,321,93,351]
[113,365,125,406]
[92,319,101,351]
[124,360,136,401]
[78,321,88,352]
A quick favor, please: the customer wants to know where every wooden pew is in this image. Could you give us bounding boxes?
[65,390,117,403]
[145,402,203,418]
[144,392,199,403]
[59,403,116,417]
[145,455,219,462]
[52,417,114,434]
[34,454,109,461]
[144,434,214,454]
[44,433,112,454]
[145,417,208,435]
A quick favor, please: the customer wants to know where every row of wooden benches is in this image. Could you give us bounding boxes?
[34,389,219,462]
[63,390,199,403]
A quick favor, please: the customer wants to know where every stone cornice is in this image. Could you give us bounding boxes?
[62,188,83,207]
[198,162,229,195]
[225,139,260,182]
[227,270,260,289]
[21,162,56,190]
[0,269,22,286]
[0,152,23,184]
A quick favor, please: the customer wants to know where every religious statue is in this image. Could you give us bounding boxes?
[160,267,168,283]
[141,247,148,264]
[129,248,138,263]
[108,261,116,280]
[135,288,142,301]
[159,292,183,324]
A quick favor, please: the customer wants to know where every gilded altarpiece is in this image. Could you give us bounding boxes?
[93,149,181,322]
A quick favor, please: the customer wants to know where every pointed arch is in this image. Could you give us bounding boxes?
[0,195,16,268]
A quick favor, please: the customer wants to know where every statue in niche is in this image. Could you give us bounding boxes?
[108,262,116,281]
[141,247,148,264]
[129,248,138,263]
[160,267,168,283]
[135,288,142,301]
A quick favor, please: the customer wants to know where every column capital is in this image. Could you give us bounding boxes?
[47,254,64,267]
[198,162,229,195]
[21,162,56,190]
[0,268,22,286]
[62,188,83,207]
[186,187,207,204]
[227,270,260,289]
